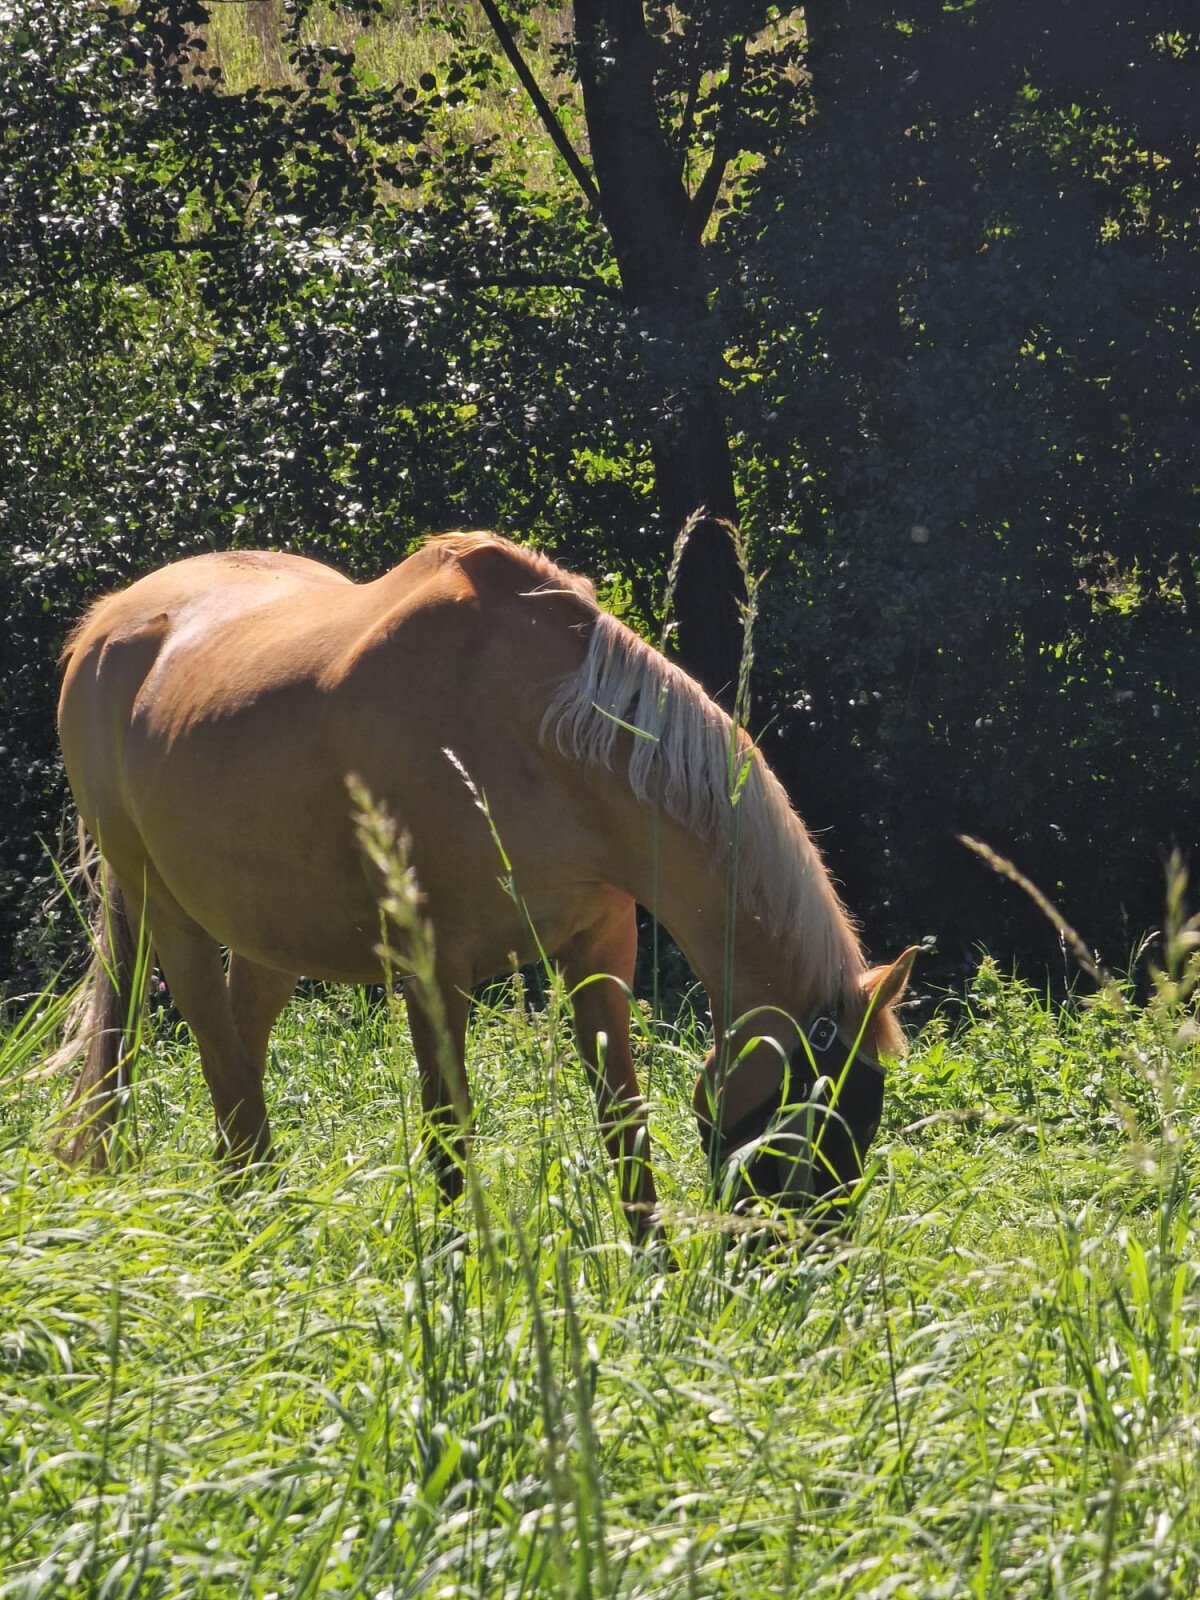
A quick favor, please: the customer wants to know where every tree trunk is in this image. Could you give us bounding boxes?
[247,0,284,82]
[574,0,746,705]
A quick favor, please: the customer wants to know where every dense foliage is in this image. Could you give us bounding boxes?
[1,0,1197,984]
[739,2,1200,975]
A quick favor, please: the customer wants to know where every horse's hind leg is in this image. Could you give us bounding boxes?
[227,954,298,1091]
[152,920,274,1165]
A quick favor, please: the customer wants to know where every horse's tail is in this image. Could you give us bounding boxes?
[49,826,147,1168]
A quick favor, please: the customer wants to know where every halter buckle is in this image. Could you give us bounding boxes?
[807,1015,839,1054]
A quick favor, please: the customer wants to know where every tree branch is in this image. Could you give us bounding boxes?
[0,236,229,325]
[686,33,747,240]
[0,286,38,327]
[469,269,623,300]
[677,65,703,168]
[475,0,602,214]
[1,251,624,327]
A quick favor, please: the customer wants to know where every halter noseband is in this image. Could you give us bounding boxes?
[697,1012,885,1180]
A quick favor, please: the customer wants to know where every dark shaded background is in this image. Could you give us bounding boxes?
[2,1,1196,989]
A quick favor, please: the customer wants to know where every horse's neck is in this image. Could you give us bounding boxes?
[536,600,859,1034]
[621,807,841,1042]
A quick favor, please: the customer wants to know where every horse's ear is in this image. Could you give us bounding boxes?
[865,944,919,1011]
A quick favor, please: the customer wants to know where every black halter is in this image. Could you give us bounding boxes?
[696,1012,885,1195]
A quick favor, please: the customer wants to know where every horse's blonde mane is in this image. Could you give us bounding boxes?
[539,605,866,1006]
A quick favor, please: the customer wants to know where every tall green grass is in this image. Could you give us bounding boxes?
[3,952,1199,1597]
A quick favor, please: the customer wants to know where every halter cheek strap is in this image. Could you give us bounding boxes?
[696,1012,885,1172]
[698,1085,780,1169]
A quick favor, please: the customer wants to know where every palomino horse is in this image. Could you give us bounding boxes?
[54,533,914,1238]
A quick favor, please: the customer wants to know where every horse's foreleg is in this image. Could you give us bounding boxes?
[403,970,472,1205]
[562,897,661,1244]
[153,921,273,1167]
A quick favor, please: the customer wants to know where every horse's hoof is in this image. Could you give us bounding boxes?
[424,1219,469,1267]
[216,1139,275,1193]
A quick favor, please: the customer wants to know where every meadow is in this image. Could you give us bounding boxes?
[3,6,1196,1593]
[3,948,1199,1598]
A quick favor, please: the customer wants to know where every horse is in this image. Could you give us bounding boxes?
[52,532,914,1240]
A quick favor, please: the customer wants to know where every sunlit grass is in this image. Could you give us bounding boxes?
[203,0,582,194]
[4,959,1200,1597]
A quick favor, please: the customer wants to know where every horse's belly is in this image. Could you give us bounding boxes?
[136,818,587,985]
[136,808,387,980]
[122,714,594,985]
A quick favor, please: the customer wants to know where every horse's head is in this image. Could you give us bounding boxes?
[695,946,917,1231]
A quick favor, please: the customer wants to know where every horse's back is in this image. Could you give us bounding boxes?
[61,548,348,668]
[56,536,607,980]
[60,535,593,734]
